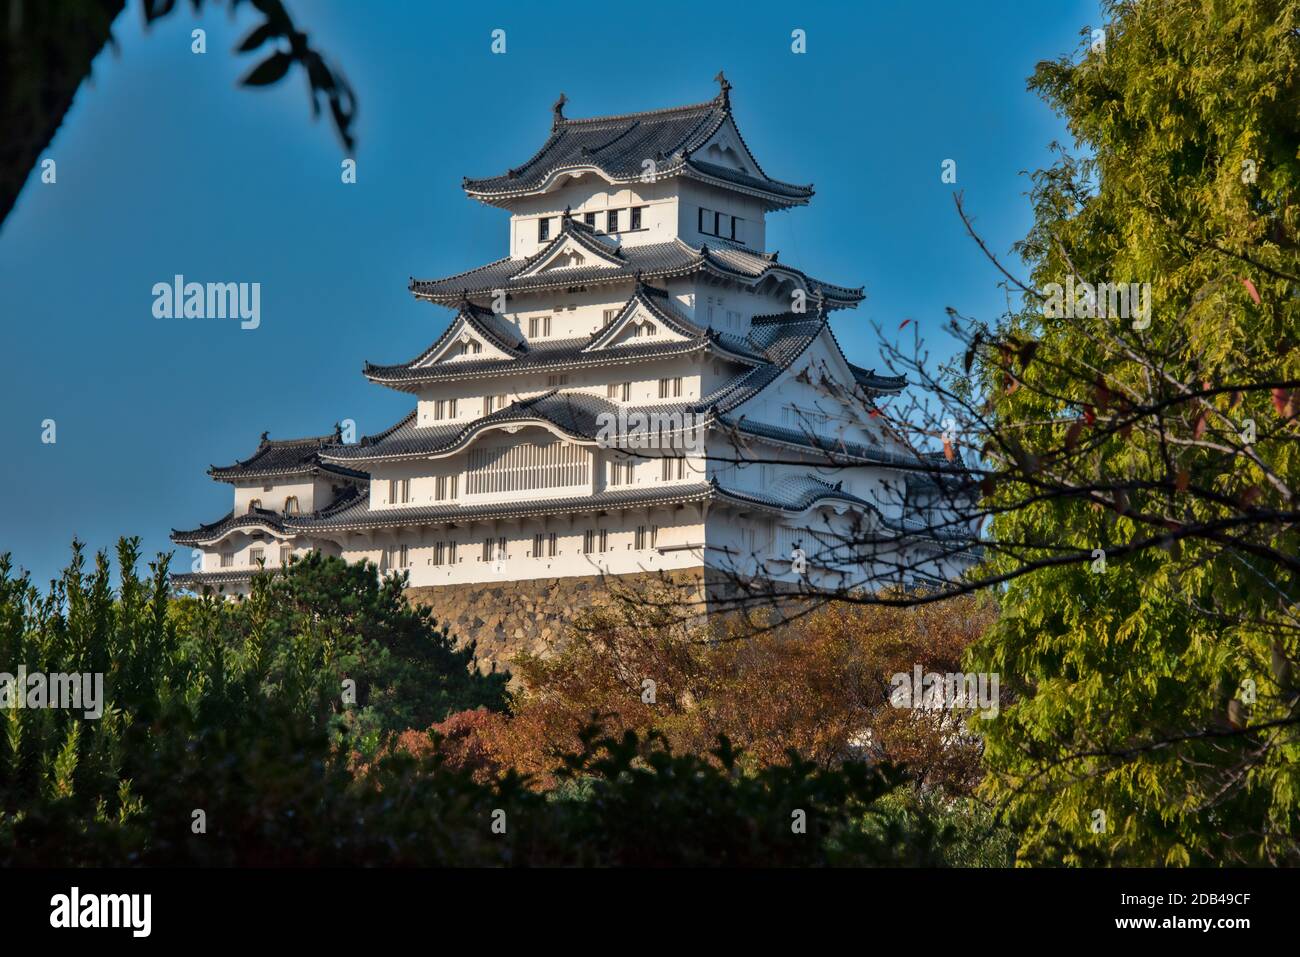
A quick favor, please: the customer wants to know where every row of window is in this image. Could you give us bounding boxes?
[427,372,682,420]
[387,448,691,504]
[245,496,300,516]
[537,206,646,242]
[388,526,662,568]
[606,456,697,486]
[698,207,744,243]
[219,544,293,567]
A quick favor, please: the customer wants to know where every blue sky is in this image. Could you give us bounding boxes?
[0,0,1102,587]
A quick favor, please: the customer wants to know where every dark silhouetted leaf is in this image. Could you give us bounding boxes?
[242,51,293,87]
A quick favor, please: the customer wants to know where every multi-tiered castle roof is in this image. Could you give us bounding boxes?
[173,78,968,606]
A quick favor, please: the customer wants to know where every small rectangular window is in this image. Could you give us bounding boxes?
[730,216,742,243]
[583,211,596,227]
[651,525,659,548]
[533,533,544,558]
[599,529,609,552]
[606,209,620,233]
[279,545,291,565]
[388,478,410,504]
[602,308,619,327]
[481,538,494,562]
[538,217,551,242]
[548,532,557,557]
[630,206,643,230]
[698,207,709,234]
[714,211,723,236]
[220,552,233,568]
[583,529,595,554]
[249,548,264,566]
[635,525,647,550]
[547,374,569,387]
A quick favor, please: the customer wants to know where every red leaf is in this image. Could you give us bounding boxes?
[1083,405,1096,426]
[943,437,955,461]
[1272,388,1293,418]
[1241,277,1261,305]
[1175,469,1190,492]
[1064,420,1084,450]
[1094,380,1112,412]
[899,318,914,330]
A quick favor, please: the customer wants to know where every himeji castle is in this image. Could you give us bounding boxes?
[172,76,973,659]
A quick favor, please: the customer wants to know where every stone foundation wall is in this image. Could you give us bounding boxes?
[406,569,709,673]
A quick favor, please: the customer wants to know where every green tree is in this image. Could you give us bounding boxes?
[946,0,1300,865]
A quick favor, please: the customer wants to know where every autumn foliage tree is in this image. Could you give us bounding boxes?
[408,589,995,796]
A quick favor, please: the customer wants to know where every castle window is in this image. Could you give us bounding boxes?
[608,459,634,486]
[714,211,724,236]
[528,315,551,338]
[582,529,595,554]
[730,216,743,243]
[606,209,620,233]
[547,374,569,387]
[538,217,551,242]
[661,457,685,481]
[388,478,410,504]
[584,212,596,228]
[602,308,619,327]
[635,525,647,550]
[433,398,457,420]
[280,545,291,565]
[458,339,482,356]
[283,496,299,515]
[481,538,493,562]
[435,475,458,501]
[606,381,630,402]
[658,376,682,399]
[433,541,456,566]
[248,498,262,513]
[698,207,713,235]
[249,547,264,566]
[548,532,557,557]
[220,552,233,568]
[630,206,643,230]
[467,441,590,494]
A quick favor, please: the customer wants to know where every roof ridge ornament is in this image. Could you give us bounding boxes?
[259,431,270,445]
[552,92,568,129]
[714,70,731,106]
